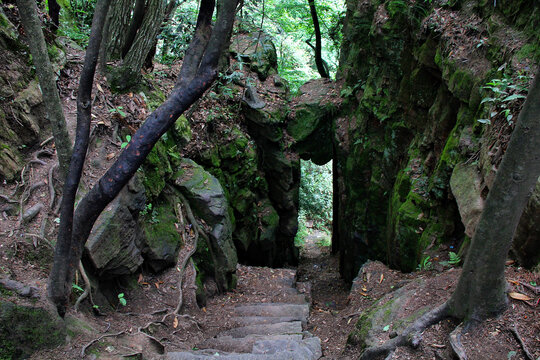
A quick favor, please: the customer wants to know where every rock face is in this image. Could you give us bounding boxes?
[85,175,147,276]
[0,301,66,359]
[333,0,540,278]
[230,33,278,81]
[0,9,67,181]
[175,158,238,291]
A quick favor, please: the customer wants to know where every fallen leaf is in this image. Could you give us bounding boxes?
[96,83,104,92]
[202,307,207,313]
[506,260,515,266]
[106,153,115,160]
[508,292,532,301]
[173,316,178,329]
[379,274,384,284]
[155,282,160,289]
[138,273,143,284]
[360,292,368,297]
[430,344,446,349]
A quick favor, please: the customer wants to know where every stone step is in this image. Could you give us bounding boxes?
[198,334,303,353]
[216,321,303,338]
[234,303,309,320]
[231,315,306,327]
[167,336,321,360]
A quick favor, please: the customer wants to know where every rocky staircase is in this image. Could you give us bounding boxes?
[166,269,321,360]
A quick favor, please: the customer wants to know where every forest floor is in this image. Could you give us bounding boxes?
[0,34,538,359]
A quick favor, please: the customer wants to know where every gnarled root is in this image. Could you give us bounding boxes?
[359,302,450,360]
[449,323,467,360]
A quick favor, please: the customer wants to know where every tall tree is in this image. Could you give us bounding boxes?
[359,68,540,359]
[16,0,72,177]
[48,0,60,32]
[48,0,240,317]
[307,0,329,78]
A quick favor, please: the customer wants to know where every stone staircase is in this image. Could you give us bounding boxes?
[166,269,321,360]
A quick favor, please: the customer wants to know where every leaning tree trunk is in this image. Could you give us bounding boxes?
[16,0,72,177]
[49,0,239,317]
[307,0,329,78]
[111,0,167,90]
[447,68,540,322]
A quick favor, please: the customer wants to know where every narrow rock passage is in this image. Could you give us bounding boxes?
[296,231,353,358]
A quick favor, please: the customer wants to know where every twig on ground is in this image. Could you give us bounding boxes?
[508,325,534,360]
[40,136,54,147]
[449,323,467,360]
[81,331,126,357]
[25,233,54,250]
[518,281,540,295]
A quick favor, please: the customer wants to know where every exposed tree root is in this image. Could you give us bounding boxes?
[359,303,450,360]
[48,163,58,209]
[449,323,467,360]
[81,330,126,357]
[30,149,54,166]
[508,325,534,360]
[74,260,97,311]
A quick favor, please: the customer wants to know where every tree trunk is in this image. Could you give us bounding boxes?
[111,0,167,90]
[307,0,329,78]
[447,68,540,322]
[144,0,183,69]
[16,0,72,178]
[48,0,239,317]
[101,0,135,62]
[121,0,147,58]
[48,0,112,316]
[48,0,60,32]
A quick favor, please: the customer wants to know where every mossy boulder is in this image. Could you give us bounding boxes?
[230,33,278,80]
[0,302,66,359]
[85,175,146,276]
[174,159,238,291]
[141,195,183,273]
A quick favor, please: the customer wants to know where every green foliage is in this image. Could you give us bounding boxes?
[109,106,127,118]
[156,1,199,64]
[299,160,333,229]
[294,210,309,246]
[120,135,131,149]
[477,70,529,125]
[416,255,432,271]
[56,0,95,45]
[448,251,461,265]
[117,293,126,307]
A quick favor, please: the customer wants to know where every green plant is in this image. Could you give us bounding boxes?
[121,135,131,149]
[477,72,529,125]
[109,106,127,118]
[117,293,127,307]
[448,251,461,265]
[416,256,432,271]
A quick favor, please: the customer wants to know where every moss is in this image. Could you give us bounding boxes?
[515,43,540,62]
[142,141,172,201]
[0,302,66,359]
[448,69,475,103]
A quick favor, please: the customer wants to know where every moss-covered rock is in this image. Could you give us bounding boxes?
[174,158,238,291]
[230,33,278,80]
[0,302,66,359]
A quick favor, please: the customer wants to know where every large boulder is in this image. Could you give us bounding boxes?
[174,159,238,291]
[85,175,146,276]
[230,33,277,81]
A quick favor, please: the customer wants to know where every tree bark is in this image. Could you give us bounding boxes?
[113,0,167,90]
[48,0,112,316]
[48,0,239,317]
[307,0,329,78]
[121,0,147,58]
[48,0,60,32]
[101,0,135,62]
[447,68,540,321]
[16,0,72,178]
